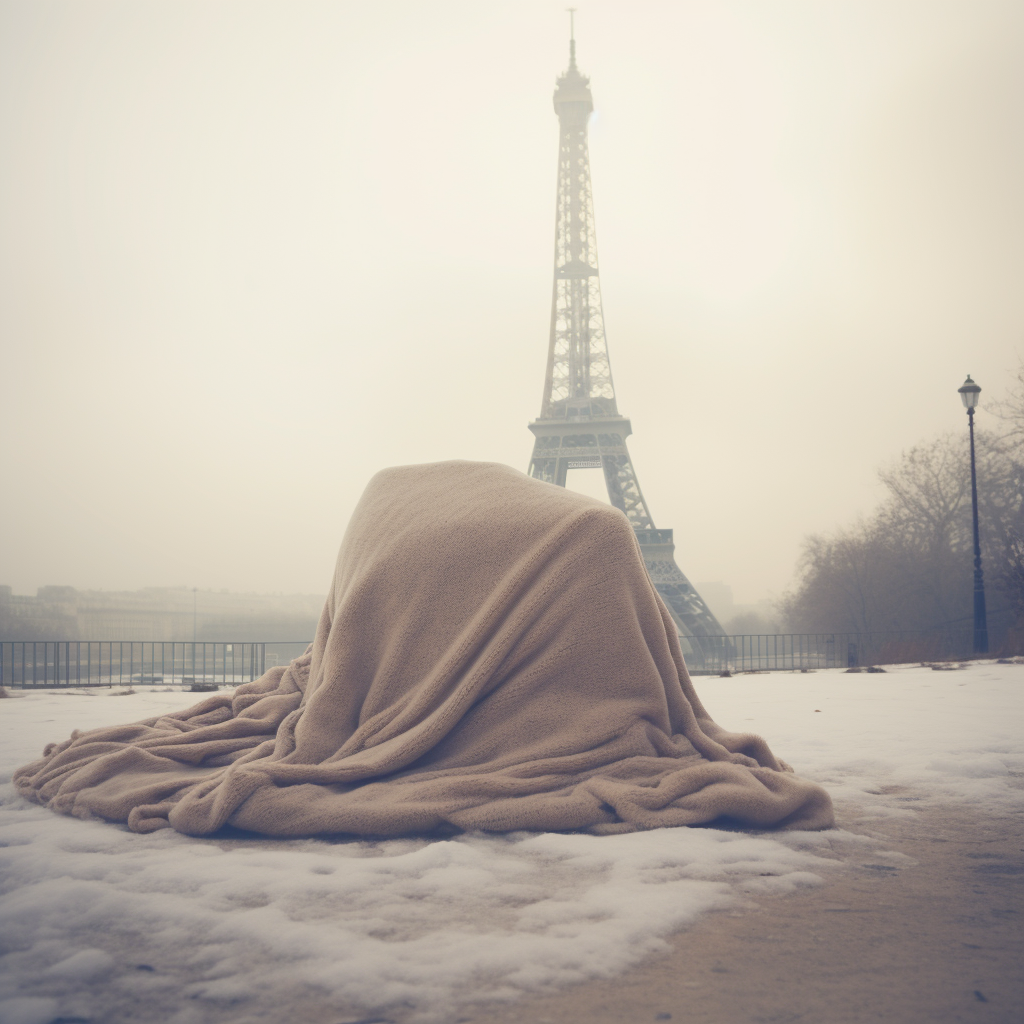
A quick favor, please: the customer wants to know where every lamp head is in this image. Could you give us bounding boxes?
[958,374,981,410]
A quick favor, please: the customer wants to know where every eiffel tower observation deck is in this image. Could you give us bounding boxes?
[527,28,725,641]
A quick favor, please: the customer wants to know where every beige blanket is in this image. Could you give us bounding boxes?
[14,461,834,836]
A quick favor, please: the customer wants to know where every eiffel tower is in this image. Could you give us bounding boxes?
[527,27,725,641]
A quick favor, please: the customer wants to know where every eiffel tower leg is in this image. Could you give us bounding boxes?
[544,457,568,486]
[636,528,732,670]
[528,450,562,485]
[601,454,652,529]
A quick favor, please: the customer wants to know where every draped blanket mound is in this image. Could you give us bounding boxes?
[15,462,834,836]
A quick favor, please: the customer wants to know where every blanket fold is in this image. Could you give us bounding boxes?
[14,461,834,835]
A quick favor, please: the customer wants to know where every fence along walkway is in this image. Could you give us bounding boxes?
[681,628,974,674]
[0,631,974,689]
[0,641,304,688]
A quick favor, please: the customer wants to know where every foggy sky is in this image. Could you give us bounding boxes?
[1,0,1022,607]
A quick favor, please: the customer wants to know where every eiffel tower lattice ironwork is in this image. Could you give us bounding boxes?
[527,30,725,640]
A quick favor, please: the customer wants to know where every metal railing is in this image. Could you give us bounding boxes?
[0,641,306,689]
[681,628,975,675]
[0,630,980,689]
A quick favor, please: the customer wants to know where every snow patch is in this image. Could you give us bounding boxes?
[1,663,1021,1022]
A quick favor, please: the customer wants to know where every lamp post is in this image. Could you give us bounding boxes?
[958,375,988,654]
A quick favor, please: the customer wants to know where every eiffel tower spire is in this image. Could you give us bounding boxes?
[527,32,725,640]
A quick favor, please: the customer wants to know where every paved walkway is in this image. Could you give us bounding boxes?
[460,805,1023,1024]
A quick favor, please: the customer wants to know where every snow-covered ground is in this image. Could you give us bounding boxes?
[0,662,1021,1024]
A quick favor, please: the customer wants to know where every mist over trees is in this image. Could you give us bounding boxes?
[781,366,1024,650]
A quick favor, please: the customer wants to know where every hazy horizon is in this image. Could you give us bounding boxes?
[2,0,1022,608]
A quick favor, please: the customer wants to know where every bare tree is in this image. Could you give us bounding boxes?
[877,435,969,556]
[990,360,1024,446]
[782,424,1022,650]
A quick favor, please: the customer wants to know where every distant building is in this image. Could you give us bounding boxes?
[0,585,321,641]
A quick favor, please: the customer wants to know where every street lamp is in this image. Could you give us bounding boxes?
[958,375,988,654]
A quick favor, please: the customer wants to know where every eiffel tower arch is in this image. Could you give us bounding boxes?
[527,28,726,646]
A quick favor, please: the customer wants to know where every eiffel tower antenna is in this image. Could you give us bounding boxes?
[527,32,726,640]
